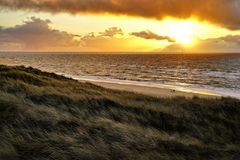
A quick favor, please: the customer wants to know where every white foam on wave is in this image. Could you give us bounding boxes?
[202,71,240,80]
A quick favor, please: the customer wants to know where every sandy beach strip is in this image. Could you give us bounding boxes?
[88,81,222,99]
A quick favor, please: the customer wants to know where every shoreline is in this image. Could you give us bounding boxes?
[77,79,223,99]
[62,74,240,99]
[90,81,222,98]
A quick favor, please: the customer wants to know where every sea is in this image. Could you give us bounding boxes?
[0,52,240,99]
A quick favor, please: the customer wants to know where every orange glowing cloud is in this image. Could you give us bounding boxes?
[0,0,240,29]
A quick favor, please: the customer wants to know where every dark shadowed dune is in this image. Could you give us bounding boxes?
[0,65,240,160]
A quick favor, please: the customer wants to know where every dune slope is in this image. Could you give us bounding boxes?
[0,65,240,160]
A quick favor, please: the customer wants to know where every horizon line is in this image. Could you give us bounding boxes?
[1,51,240,54]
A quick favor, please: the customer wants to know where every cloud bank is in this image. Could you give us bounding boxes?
[0,0,240,29]
[0,17,80,51]
[99,27,123,37]
[0,17,165,51]
[131,30,175,42]
[1,17,240,52]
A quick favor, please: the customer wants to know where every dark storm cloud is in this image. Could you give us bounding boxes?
[0,0,240,29]
[0,17,80,50]
[131,30,175,42]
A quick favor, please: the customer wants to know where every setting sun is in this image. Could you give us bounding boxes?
[164,18,198,45]
[171,27,194,45]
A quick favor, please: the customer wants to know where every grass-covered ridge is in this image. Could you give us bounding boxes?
[0,65,240,160]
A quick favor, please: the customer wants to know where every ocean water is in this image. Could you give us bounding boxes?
[0,52,240,98]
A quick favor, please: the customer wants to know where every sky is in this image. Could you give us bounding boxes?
[0,0,240,53]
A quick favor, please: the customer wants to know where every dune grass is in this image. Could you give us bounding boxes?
[0,65,240,160]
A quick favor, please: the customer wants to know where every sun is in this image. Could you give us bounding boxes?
[164,18,197,45]
[171,25,193,45]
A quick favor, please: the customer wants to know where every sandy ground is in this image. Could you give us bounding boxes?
[88,81,222,99]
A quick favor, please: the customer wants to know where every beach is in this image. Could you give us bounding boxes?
[88,81,222,98]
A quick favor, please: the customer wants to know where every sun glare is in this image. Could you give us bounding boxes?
[164,18,198,45]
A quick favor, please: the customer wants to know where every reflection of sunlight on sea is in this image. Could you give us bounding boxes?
[0,52,240,99]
